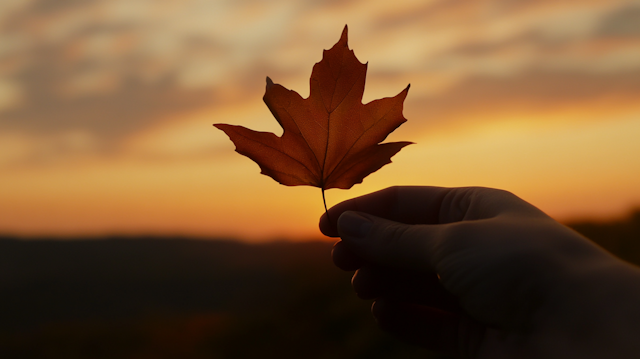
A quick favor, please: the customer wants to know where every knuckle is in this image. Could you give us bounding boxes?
[435,222,473,257]
[371,222,411,256]
[387,223,410,246]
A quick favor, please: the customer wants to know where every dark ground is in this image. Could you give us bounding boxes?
[1,210,639,359]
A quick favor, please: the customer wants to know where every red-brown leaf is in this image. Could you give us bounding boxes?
[214,26,412,190]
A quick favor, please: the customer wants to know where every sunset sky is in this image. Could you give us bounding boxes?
[1,0,640,241]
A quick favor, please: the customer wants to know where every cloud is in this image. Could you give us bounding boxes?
[1,68,216,137]
[405,68,640,133]
[1,0,639,165]
[0,129,99,168]
[596,4,640,37]
[0,1,203,136]
[0,0,294,139]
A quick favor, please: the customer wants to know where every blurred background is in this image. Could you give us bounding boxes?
[1,0,640,357]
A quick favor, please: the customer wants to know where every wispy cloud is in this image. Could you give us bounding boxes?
[2,0,638,140]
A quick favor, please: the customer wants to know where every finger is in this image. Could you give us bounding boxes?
[332,241,365,271]
[352,266,461,312]
[373,298,459,354]
[372,299,485,356]
[351,266,392,299]
[352,266,437,300]
[319,186,454,237]
[320,186,546,237]
[337,210,444,272]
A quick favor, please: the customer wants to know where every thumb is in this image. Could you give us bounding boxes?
[337,211,441,273]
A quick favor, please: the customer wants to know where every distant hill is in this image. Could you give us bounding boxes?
[0,238,432,359]
[0,211,638,359]
[567,209,640,266]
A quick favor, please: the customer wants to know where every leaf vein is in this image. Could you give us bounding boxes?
[233,129,317,179]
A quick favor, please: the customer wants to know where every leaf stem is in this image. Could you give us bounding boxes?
[322,188,331,223]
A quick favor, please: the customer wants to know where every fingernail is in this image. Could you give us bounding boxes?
[338,211,372,238]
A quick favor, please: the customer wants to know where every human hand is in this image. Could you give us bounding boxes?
[319,186,640,359]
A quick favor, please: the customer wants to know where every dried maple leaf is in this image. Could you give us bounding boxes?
[215,26,412,209]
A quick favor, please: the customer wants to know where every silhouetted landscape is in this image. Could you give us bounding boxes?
[1,210,639,359]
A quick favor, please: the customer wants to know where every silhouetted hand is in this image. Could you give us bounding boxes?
[319,186,640,359]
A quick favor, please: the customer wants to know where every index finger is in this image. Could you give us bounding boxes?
[319,186,453,237]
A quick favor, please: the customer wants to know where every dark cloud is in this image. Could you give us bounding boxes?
[0,73,215,138]
[0,34,296,138]
[407,68,640,129]
[373,0,468,30]
[0,0,246,142]
[446,30,542,57]
[373,0,637,62]
[596,5,640,37]
[0,31,295,146]
[300,0,360,10]
[0,0,313,148]
[28,0,101,15]
[372,0,561,31]
[0,24,217,138]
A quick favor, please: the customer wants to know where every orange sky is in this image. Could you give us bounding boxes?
[1,0,640,241]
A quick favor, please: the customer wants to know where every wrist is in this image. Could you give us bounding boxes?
[541,256,640,358]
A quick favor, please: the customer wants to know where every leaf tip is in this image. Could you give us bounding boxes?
[402,83,411,96]
[339,25,348,46]
[213,123,233,136]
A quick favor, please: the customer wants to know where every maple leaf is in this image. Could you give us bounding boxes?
[215,25,412,207]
